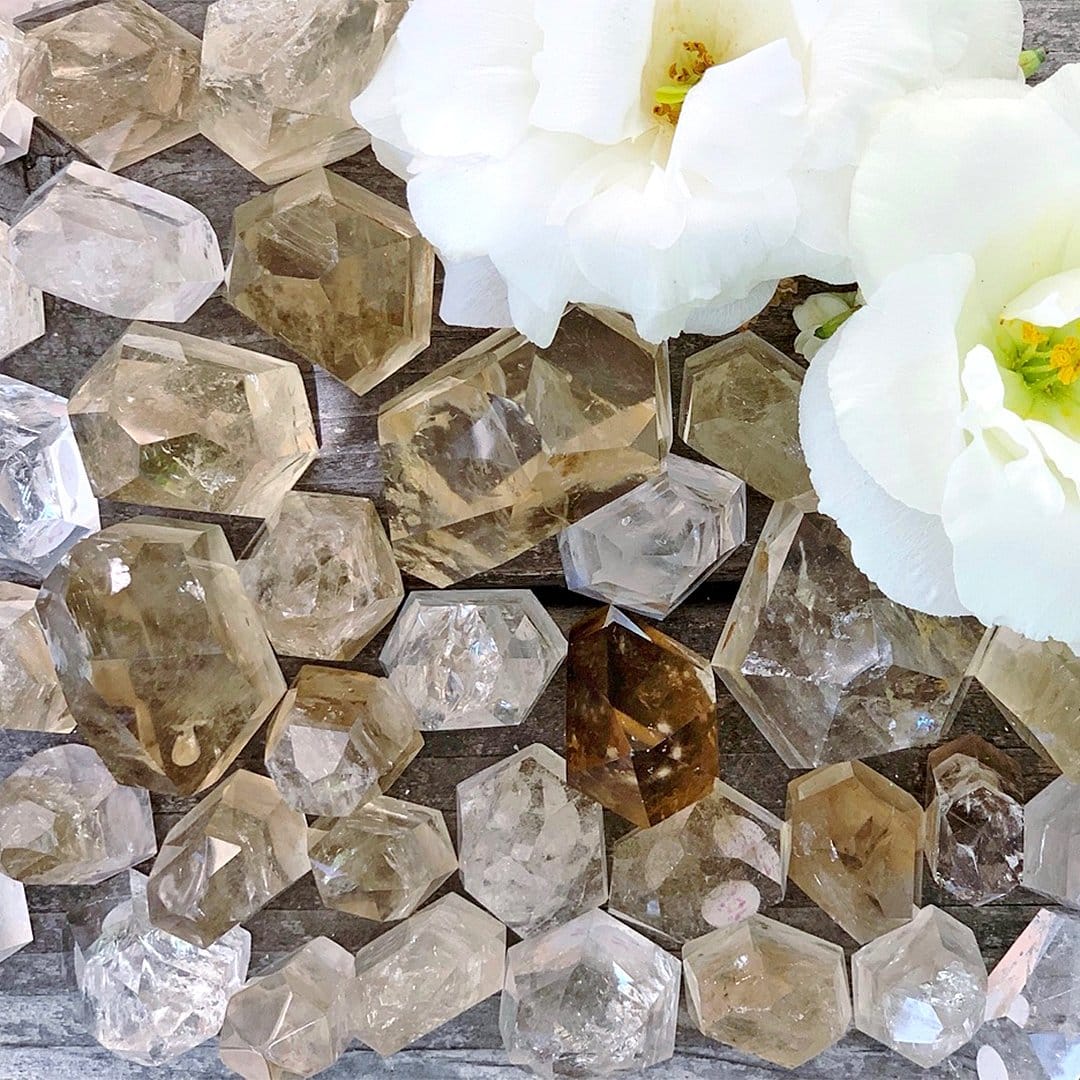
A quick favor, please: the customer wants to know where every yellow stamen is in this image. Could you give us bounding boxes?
[1051,337,1080,385]
[653,40,716,126]
[1021,321,1049,346]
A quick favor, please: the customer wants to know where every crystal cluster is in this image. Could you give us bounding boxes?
[0,221,44,360]
[1023,774,1080,905]
[0,873,31,963]
[0,21,36,164]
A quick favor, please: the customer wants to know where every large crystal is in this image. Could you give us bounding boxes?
[714,497,988,767]
[500,909,680,1077]
[1023,774,1080,905]
[0,221,43,360]
[0,21,36,164]
[0,873,31,963]
[683,914,851,1069]
[380,306,671,586]
[380,590,566,731]
[566,606,718,828]
[240,491,402,660]
[225,168,433,396]
[609,778,790,944]
[9,161,224,321]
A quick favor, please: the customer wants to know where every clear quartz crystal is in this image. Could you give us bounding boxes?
[0,221,44,360]
[0,21,36,164]
[1022,774,1080,905]
[0,872,31,963]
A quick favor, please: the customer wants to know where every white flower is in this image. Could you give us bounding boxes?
[793,289,862,360]
[353,0,1023,347]
[801,67,1080,645]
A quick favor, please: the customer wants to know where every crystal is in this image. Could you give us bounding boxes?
[1022,774,1080,905]
[219,937,354,1080]
[225,167,433,396]
[348,893,505,1057]
[926,735,1024,906]
[0,221,43,359]
[19,0,200,171]
[457,744,607,937]
[0,872,31,963]
[200,0,405,184]
[9,161,224,321]
[1,1,80,20]
[380,590,566,731]
[37,518,284,796]
[566,606,718,828]
[309,795,456,922]
[68,323,318,517]
[73,870,251,1066]
[558,455,746,619]
[683,914,851,1069]
[265,665,422,817]
[239,491,402,660]
[788,761,924,944]
[500,908,680,1077]
[0,373,98,578]
[609,778,790,944]
[714,497,988,767]
[0,21,35,163]
[380,305,671,586]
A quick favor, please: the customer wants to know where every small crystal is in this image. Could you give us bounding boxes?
[0,872,31,963]
[0,221,43,360]
[0,21,35,164]
[9,161,224,321]
[240,491,403,660]
[683,914,851,1069]
[380,591,566,731]
[500,909,680,1077]
[1022,774,1080,905]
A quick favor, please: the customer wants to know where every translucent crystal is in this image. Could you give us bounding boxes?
[1,0,80,21]
[609,778,790,944]
[0,221,43,360]
[240,491,403,660]
[0,872,31,963]
[380,306,671,586]
[225,168,433,396]
[1023,774,1080,905]
[500,909,680,1077]
[683,914,851,1069]
[0,21,36,164]
[9,161,224,321]
[380,591,566,731]
[457,744,607,937]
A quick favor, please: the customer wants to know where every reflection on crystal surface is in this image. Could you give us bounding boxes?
[0,873,31,963]
[1023,775,1080,906]
[0,221,43,360]
[0,22,36,164]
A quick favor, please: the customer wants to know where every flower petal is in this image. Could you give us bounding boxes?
[682,280,779,336]
[1002,268,1080,328]
[439,257,513,330]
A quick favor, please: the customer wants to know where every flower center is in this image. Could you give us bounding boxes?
[652,40,716,125]
[998,317,1080,393]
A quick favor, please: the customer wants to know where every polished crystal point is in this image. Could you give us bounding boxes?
[501,909,680,1077]
[0,221,44,359]
[683,914,851,1069]
[240,491,402,660]
[225,168,433,396]
[609,778,790,944]
[68,323,317,516]
[9,161,224,320]
[380,591,566,731]
[0,872,31,963]
[0,21,36,164]
[1023,774,1080,905]
[714,498,988,767]
[566,607,718,828]
[380,306,672,586]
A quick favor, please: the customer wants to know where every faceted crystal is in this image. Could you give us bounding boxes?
[566,607,718,828]
[1022,774,1080,905]
[265,665,422,817]
[225,168,434,396]
[68,323,318,517]
[9,161,224,321]
[609,778,790,944]
[852,906,986,1068]
[380,306,671,586]
[19,0,200,171]
[0,21,36,164]
[380,591,566,731]
[0,221,44,360]
[240,491,403,660]
[0,743,154,885]
[714,497,988,767]
[788,761,924,944]
[309,795,456,922]
[500,909,680,1077]
[0,872,31,963]
[348,893,505,1056]
[683,915,851,1069]
[558,455,746,619]
[457,744,607,937]
[1,1,81,21]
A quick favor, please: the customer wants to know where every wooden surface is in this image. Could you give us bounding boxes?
[0,3,1075,1077]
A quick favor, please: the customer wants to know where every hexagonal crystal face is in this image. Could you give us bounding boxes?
[1023,774,1080,905]
[0,222,43,360]
[0,23,36,165]
[0,873,31,963]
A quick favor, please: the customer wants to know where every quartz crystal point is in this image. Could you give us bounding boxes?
[349,893,506,1056]
[225,168,433,396]
[558,455,746,619]
[683,914,851,1069]
[265,665,422,817]
[0,872,31,963]
[0,743,155,885]
[68,323,318,517]
[714,496,988,767]
[0,21,36,164]
[0,220,44,359]
[1022,774,1080,905]
[240,491,402,660]
[9,161,224,321]
[788,761,924,944]
[19,0,200,171]
[500,909,680,1077]
[566,606,718,828]
[380,591,566,731]
[380,306,672,586]
[457,744,607,937]
[609,778,790,944]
